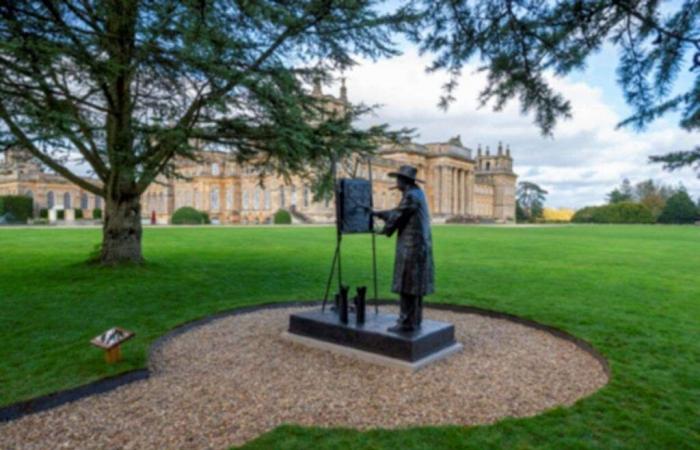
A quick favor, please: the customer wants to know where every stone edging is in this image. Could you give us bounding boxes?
[0,300,609,423]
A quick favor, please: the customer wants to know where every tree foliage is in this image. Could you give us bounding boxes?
[657,189,698,223]
[572,201,655,223]
[0,0,412,263]
[0,195,33,223]
[607,178,633,204]
[414,0,700,136]
[516,180,547,221]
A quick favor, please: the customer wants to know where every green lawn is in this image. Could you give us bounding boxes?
[1,225,698,449]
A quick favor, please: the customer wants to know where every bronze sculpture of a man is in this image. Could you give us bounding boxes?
[373,165,434,332]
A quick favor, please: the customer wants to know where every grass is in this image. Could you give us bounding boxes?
[0,225,698,449]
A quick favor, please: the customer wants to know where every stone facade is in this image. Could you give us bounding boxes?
[0,84,517,224]
[0,149,103,218]
[139,135,516,224]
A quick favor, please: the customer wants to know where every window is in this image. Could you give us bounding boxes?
[211,163,220,176]
[226,187,234,210]
[25,190,33,198]
[253,188,261,210]
[303,187,310,207]
[63,192,72,209]
[242,191,249,209]
[264,190,271,210]
[211,188,220,212]
[94,196,102,209]
[80,193,89,209]
[486,162,491,171]
[194,189,200,209]
[279,186,285,207]
[291,186,297,207]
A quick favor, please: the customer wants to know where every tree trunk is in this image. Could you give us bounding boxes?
[101,195,143,265]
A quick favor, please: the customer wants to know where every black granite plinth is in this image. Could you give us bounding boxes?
[288,310,457,362]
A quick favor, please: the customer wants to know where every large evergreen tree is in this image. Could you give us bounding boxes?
[0,1,411,264]
[413,0,699,170]
[516,180,547,220]
[658,189,698,223]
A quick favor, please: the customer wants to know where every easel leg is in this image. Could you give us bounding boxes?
[322,243,340,312]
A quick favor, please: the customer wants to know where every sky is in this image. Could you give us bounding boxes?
[338,44,699,209]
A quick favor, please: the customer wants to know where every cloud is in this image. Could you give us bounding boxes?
[339,50,700,208]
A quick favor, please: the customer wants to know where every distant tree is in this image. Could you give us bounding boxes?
[607,178,633,204]
[658,190,698,224]
[414,1,700,137]
[0,1,411,264]
[515,201,528,223]
[516,181,547,221]
[634,179,677,218]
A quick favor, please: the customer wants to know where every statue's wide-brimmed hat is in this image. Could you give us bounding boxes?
[388,165,424,183]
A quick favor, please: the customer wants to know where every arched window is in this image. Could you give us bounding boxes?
[194,189,200,209]
[80,193,89,209]
[94,196,102,209]
[303,187,310,207]
[226,187,234,210]
[253,188,261,210]
[486,162,491,171]
[279,186,285,207]
[63,192,71,209]
[290,186,297,207]
[264,190,271,210]
[242,191,249,209]
[211,188,220,212]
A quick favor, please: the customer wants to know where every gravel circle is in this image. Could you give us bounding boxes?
[0,306,608,449]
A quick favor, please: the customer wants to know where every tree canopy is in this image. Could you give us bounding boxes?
[0,0,412,263]
[657,188,698,223]
[516,180,547,220]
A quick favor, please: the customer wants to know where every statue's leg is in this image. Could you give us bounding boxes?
[417,296,423,326]
[401,293,418,329]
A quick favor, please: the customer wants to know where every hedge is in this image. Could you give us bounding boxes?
[0,195,34,223]
[92,208,102,219]
[572,202,654,224]
[172,207,208,225]
[74,208,84,219]
[273,209,292,225]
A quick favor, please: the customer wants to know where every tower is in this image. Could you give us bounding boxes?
[475,142,517,222]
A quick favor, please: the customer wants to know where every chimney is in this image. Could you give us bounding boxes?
[339,76,347,102]
[477,144,482,157]
[498,141,503,156]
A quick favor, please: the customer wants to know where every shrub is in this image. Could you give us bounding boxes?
[57,210,65,220]
[39,208,48,219]
[571,206,597,223]
[74,208,84,219]
[92,208,102,219]
[572,202,654,224]
[0,195,34,223]
[172,207,208,225]
[658,191,698,224]
[273,209,292,225]
[200,211,211,224]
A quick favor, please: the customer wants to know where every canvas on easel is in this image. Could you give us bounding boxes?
[337,178,373,234]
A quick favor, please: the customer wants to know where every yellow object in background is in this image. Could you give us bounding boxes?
[543,208,575,222]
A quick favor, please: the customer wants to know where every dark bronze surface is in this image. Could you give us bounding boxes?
[374,167,435,331]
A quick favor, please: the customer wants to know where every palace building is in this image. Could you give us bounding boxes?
[0,84,517,224]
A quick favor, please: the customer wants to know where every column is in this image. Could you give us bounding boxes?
[459,170,464,215]
[439,166,445,214]
[452,168,458,214]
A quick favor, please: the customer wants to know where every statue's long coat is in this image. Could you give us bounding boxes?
[378,185,435,296]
